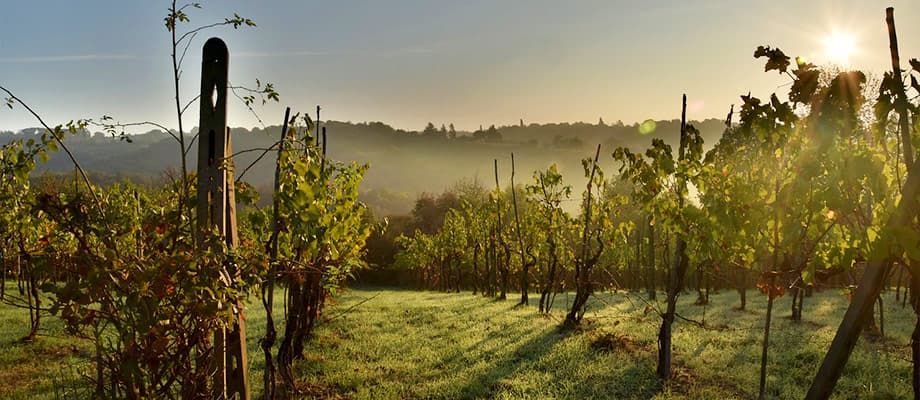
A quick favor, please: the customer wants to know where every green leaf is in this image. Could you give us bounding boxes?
[754,46,791,74]
[801,269,813,284]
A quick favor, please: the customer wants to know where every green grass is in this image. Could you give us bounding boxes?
[0,292,91,400]
[0,286,915,399]
[296,288,913,399]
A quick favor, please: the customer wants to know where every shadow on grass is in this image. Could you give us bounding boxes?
[450,326,569,398]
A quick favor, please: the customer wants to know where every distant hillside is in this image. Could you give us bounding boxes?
[0,118,726,217]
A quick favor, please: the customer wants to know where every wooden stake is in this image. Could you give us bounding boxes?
[511,153,529,306]
[657,94,689,381]
[196,37,249,400]
[135,190,142,259]
[887,7,913,166]
[262,107,291,399]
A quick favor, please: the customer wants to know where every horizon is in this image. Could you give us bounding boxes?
[1,116,726,136]
[3,1,919,133]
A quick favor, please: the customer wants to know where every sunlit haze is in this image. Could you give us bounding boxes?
[823,32,856,65]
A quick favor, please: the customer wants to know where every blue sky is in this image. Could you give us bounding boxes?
[2,1,918,132]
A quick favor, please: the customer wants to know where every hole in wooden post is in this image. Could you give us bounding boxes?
[210,85,219,111]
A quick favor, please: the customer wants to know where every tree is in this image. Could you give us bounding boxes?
[423,122,438,136]
[474,124,502,142]
[411,191,459,235]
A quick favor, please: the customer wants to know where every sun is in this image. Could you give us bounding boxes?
[823,32,855,65]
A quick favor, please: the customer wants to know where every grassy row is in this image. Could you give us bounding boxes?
[294,288,911,399]
[0,286,914,399]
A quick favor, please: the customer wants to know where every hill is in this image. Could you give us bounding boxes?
[0,118,726,216]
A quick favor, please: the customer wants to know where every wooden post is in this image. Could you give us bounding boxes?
[134,190,143,259]
[315,105,322,149]
[262,107,291,400]
[494,159,508,299]
[647,214,656,300]
[887,7,912,167]
[511,153,529,306]
[196,37,250,400]
[657,94,689,381]
[320,126,328,174]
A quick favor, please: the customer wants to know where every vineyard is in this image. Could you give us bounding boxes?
[4,2,920,400]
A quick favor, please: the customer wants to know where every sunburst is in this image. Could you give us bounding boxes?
[823,32,855,65]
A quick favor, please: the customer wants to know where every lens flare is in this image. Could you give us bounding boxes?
[639,119,657,135]
[823,32,855,65]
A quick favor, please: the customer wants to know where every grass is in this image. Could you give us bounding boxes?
[0,286,915,399]
[294,288,913,399]
[0,293,91,400]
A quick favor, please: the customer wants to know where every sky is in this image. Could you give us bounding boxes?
[2,0,919,132]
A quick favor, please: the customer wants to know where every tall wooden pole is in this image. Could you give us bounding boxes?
[320,126,328,175]
[494,159,506,299]
[196,37,249,400]
[261,107,290,399]
[887,7,913,167]
[657,94,689,381]
[647,214,656,300]
[135,190,143,259]
[511,153,529,306]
